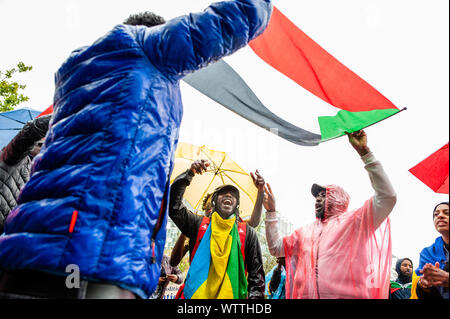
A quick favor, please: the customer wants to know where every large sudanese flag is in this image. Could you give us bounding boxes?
[184,6,404,146]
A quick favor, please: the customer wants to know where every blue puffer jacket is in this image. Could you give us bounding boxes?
[0,0,272,298]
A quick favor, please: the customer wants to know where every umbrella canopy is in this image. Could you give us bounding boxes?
[170,143,258,220]
[0,107,42,149]
[409,142,449,194]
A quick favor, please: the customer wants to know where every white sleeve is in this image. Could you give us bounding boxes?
[265,211,285,257]
[361,152,397,230]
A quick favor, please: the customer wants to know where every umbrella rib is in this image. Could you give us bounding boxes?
[193,173,218,210]
[174,154,217,174]
[221,170,256,205]
[0,115,27,125]
[176,155,204,162]
[181,146,257,210]
[193,150,227,209]
[179,147,223,209]
[199,148,224,173]
[220,168,251,176]
[218,170,226,185]
[206,152,255,204]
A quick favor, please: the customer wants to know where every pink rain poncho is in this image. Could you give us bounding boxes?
[283,185,391,299]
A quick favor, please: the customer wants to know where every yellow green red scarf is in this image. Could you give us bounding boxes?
[184,212,247,299]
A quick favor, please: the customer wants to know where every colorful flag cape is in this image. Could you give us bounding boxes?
[184,6,403,145]
[183,212,247,299]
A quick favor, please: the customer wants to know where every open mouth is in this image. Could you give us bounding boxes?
[223,198,233,206]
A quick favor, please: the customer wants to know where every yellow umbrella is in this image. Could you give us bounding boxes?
[170,142,258,220]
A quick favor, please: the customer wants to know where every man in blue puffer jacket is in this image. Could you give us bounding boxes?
[0,0,272,299]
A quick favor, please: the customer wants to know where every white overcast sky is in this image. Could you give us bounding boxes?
[0,0,448,268]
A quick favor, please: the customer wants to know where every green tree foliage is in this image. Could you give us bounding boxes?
[0,62,33,112]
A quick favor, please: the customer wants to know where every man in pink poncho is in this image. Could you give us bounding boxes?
[263,130,397,299]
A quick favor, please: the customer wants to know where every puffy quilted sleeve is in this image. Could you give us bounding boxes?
[138,0,272,78]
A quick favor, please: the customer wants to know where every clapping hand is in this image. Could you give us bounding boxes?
[421,262,449,288]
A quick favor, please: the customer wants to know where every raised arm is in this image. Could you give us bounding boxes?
[248,170,265,227]
[169,233,189,267]
[263,183,285,257]
[347,130,397,230]
[169,160,211,238]
[139,0,272,78]
[1,115,51,165]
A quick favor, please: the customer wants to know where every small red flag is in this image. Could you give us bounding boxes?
[249,6,398,113]
[37,105,53,118]
[409,143,449,194]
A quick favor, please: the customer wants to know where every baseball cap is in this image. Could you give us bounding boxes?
[311,183,326,198]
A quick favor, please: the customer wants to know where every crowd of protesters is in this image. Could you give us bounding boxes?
[0,0,447,300]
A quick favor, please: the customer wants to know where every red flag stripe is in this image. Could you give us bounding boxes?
[249,6,398,113]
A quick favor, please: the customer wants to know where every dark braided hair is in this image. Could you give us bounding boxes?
[202,193,213,212]
[124,12,166,27]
